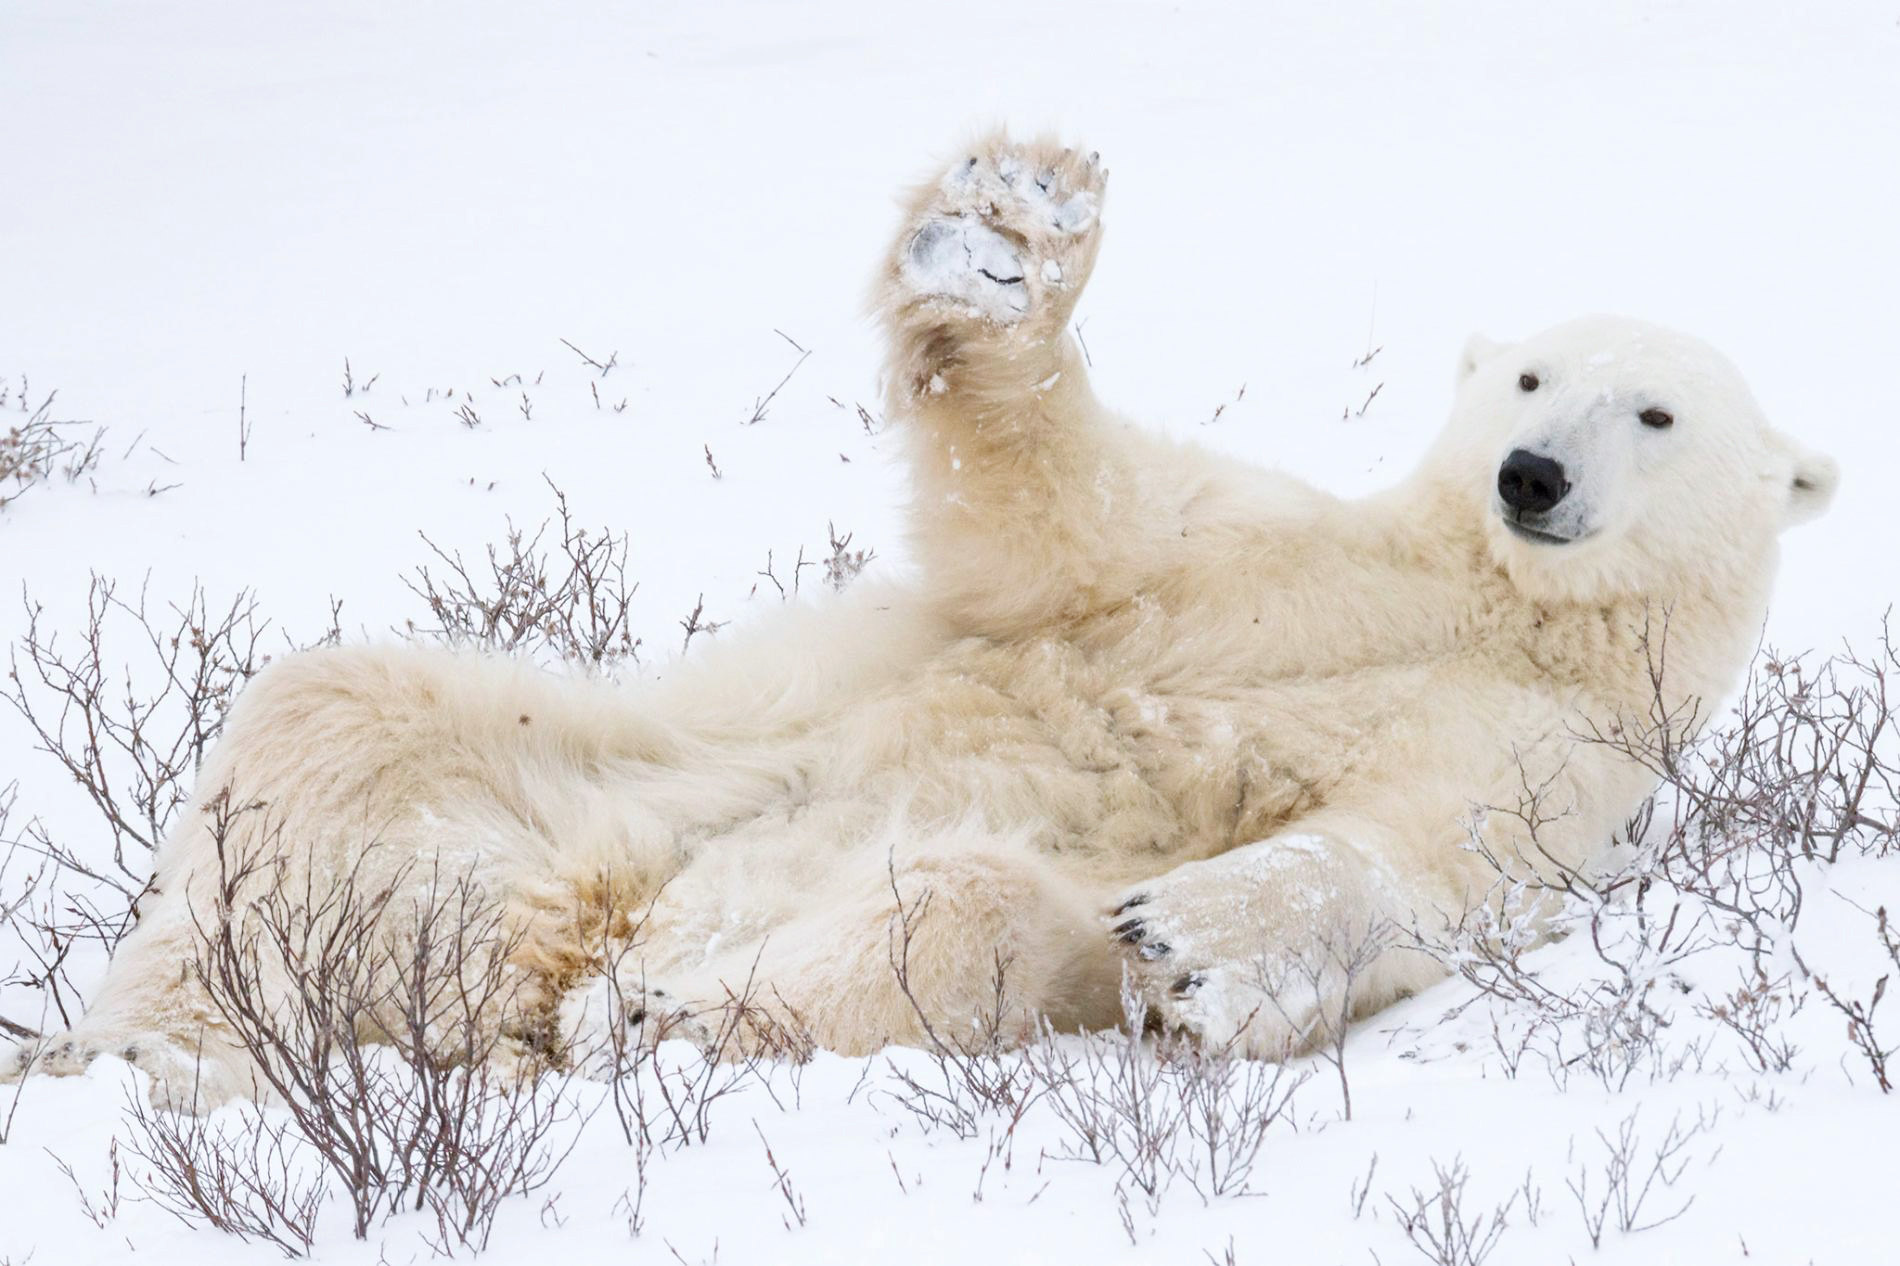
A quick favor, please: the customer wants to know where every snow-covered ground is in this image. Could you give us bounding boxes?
[3,2,1898,1262]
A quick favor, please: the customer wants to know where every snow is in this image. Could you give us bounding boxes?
[903,215,1032,319]
[3,1,1899,1263]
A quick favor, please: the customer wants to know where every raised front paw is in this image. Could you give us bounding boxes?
[895,138,1106,329]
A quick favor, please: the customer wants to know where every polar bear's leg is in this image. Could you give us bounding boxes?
[0,883,259,1108]
[661,836,1123,1054]
[874,138,1159,634]
[0,781,291,1108]
[1104,827,1449,1058]
[5,644,690,1107]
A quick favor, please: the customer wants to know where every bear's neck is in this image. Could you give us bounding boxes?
[1419,483,1774,728]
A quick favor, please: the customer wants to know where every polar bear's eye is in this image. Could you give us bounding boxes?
[1639,408,1674,429]
[1517,373,1539,392]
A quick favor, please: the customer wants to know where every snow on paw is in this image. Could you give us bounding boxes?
[558,971,712,1072]
[5,1030,252,1108]
[897,139,1107,328]
[903,215,1030,322]
[938,145,1104,239]
[7,1032,111,1081]
[1106,878,1281,1050]
[1107,834,1367,1057]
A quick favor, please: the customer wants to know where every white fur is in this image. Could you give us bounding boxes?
[2,135,1837,1099]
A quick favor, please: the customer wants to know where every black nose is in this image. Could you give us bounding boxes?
[1497,449,1570,513]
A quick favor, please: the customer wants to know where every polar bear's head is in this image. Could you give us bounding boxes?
[1438,316,1837,603]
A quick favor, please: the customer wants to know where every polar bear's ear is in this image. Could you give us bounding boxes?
[1781,442,1840,528]
[1458,333,1510,384]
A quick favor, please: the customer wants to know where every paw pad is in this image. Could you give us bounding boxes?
[903,216,1029,320]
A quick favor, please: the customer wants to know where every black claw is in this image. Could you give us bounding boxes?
[1138,941,1172,961]
[1171,972,1206,997]
[1112,894,1150,917]
[1112,918,1146,943]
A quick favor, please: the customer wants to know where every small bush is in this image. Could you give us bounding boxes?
[401,479,641,673]
[0,379,103,511]
[182,793,586,1250]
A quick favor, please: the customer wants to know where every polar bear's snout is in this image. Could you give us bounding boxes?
[1496,447,1588,545]
[1496,448,1571,516]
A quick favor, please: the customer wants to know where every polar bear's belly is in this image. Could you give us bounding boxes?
[671,634,1409,874]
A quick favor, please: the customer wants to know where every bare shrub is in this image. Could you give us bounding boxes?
[827,395,885,436]
[752,526,876,601]
[0,780,48,1042]
[1252,916,1389,1119]
[1414,629,1841,1092]
[0,780,41,1136]
[122,1086,326,1257]
[879,864,1042,1141]
[1029,984,1183,1213]
[753,547,814,600]
[1423,618,1898,1089]
[48,1138,125,1229]
[613,1179,649,1240]
[876,866,1304,1209]
[822,522,875,592]
[402,479,641,673]
[558,337,618,378]
[745,330,810,425]
[1422,848,1715,1092]
[4,577,270,1024]
[188,793,586,1248]
[1696,965,1804,1075]
[1385,1157,1517,1266]
[7,577,269,894]
[1584,620,1898,954]
[0,1048,32,1144]
[642,990,777,1150]
[0,379,104,510]
[1024,983,1303,1213]
[752,1119,808,1229]
[1348,1152,1380,1219]
[1168,1034,1307,1199]
[1564,1105,1713,1248]
[1797,904,1896,1092]
[587,931,818,1154]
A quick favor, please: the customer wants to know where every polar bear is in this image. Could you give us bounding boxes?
[3,135,1838,1102]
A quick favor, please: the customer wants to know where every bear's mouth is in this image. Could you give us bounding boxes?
[1502,516,1582,546]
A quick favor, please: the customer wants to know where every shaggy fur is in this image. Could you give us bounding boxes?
[3,134,1838,1102]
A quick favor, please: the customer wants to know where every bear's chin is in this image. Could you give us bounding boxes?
[1501,518,1591,548]
[1484,514,1639,605]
